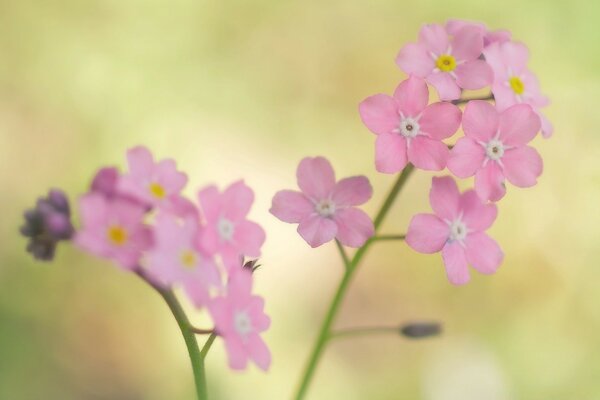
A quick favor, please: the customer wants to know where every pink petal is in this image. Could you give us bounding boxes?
[156,159,187,194]
[452,26,484,61]
[498,104,541,146]
[375,133,408,174]
[442,242,470,285]
[429,176,460,221]
[447,137,485,178]
[474,161,506,202]
[501,41,529,71]
[418,24,449,55]
[332,176,373,207]
[297,215,337,248]
[445,19,485,36]
[395,43,435,77]
[247,334,271,371]
[406,214,449,254]
[248,297,271,332]
[485,30,511,46]
[228,268,253,299]
[502,146,543,188]
[358,94,399,135]
[491,83,518,112]
[79,193,107,227]
[222,180,254,221]
[539,112,553,138]
[198,225,220,255]
[224,335,249,370]
[126,146,154,178]
[198,185,222,223]
[426,72,461,101]
[209,297,233,332]
[462,100,499,142]
[464,232,503,274]
[333,208,374,248]
[270,190,313,223]
[183,279,210,308]
[392,76,428,117]
[233,220,266,257]
[459,190,498,232]
[297,157,336,200]
[455,59,493,90]
[408,136,449,171]
[419,102,462,140]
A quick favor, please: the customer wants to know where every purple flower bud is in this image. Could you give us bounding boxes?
[400,322,442,339]
[91,167,119,198]
[20,189,74,261]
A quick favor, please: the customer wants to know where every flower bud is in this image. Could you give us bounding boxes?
[400,322,442,339]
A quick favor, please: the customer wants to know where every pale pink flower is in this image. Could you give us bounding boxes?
[75,193,152,269]
[359,76,462,173]
[147,214,220,308]
[445,19,511,47]
[396,24,493,101]
[270,157,374,248]
[406,176,503,285]
[198,181,266,269]
[447,101,543,202]
[483,41,553,138]
[208,269,271,371]
[118,146,188,207]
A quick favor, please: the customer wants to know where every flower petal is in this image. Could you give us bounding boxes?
[426,72,461,101]
[270,190,313,223]
[442,242,471,285]
[502,146,543,188]
[462,100,499,142]
[452,26,484,61]
[447,137,485,178]
[460,190,498,232]
[395,43,435,77]
[358,94,399,135]
[429,176,460,221]
[498,104,541,146]
[465,232,503,274]
[297,215,337,248]
[333,208,374,248]
[408,136,449,171]
[418,24,449,55]
[501,41,529,71]
[406,214,449,254]
[248,334,271,371]
[375,133,408,174]
[198,185,222,223]
[297,157,336,200]
[332,176,373,207]
[455,59,493,90]
[222,180,254,221]
[233,220,266,257]
[474,161,506,202]
[393,75,429,117]
[419,102,462,140]
[126,146,154,178]
[224,335,249,370]
[539,112,553,139]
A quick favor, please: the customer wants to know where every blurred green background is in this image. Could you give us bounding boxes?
[1,0,599,399]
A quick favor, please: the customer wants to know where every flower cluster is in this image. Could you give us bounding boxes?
[272,19,550,286]
[24,146,271,371]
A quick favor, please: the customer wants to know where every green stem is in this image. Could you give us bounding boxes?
[330,326,399,340]
[372,234,406,242]
[294,165,415,400]
[335,239,350,268]
[451,93,494,105]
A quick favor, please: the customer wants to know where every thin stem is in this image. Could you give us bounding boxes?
[192,328,215,335]
[335,239,351,269]
[294,165,415,400]
[451,93,494,105]
[201,333,217,358]
[136,270,211,400]
[371,234,406,242]
[330,326,399,340]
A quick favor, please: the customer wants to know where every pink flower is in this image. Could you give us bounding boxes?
[75,193,152,269]
[396,24,493,101]
[147,214,221,308]
[118,146,188,207]
[445,19,511,47]
[270,157,374,248]
[447,101,543,202]
[483,41,553,138]
[208,269,271,371]
[359,76,462,173]
[406,176,503,285]
[198,181,266,269]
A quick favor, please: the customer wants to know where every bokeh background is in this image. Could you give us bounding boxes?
[1,0,599,399]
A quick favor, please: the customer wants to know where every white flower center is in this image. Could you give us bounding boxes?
[217,217,235,241]
[399,117,420,138]
[448,219,467,242]
[234,310,253,336]
[315,199,336,217]
[485,139,505,161]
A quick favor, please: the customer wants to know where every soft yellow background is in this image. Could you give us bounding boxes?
[1,0,599,399]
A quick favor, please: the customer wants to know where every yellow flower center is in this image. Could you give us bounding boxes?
[149,182,166,199]
[435,54,456,72]
[107,225,128,246]
[509,76,525,95]
[180,250,197,269]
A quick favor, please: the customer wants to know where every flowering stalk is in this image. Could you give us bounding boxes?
[294,165,414,400]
